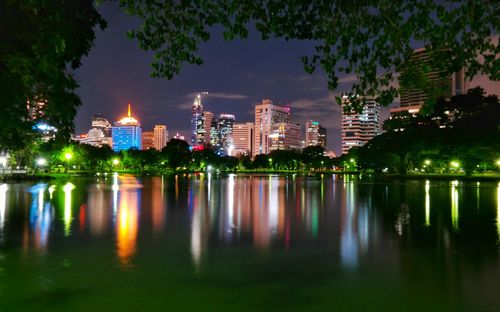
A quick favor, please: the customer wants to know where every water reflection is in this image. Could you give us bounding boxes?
[425,180,430,226]
[115,176,141,266]
[28,184,52,251]
[451,180,459,231]
[0,184,7,241]
[497,183,500,241]
[63,182,75,237]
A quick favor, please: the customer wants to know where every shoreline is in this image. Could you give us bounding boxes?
[3,170,499,182]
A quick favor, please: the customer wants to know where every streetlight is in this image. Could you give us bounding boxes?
[268,158,273,170]
[36,158,47,166]
[424,159,431,165]
[64,152,72,173]
[450,161,460,168]
[496,159,500,167]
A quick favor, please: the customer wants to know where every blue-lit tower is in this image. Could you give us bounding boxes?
[112,104,142,151]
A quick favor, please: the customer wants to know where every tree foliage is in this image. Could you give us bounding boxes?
[120,0,499,109]
[0,1,106,151]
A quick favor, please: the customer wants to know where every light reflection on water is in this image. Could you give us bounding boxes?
[1,175,500,310]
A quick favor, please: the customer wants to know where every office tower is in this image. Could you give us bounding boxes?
[341,96,381,154]
[191,93,205,145]
[73,128,112,148]
[210,118,219,147]
[92,114,112,137]
[270,123,302,151]
[305,120,320,147]
[202,111,214,144]
[232,122,254,157]
[254,99,290,157]
[154,124,168,150]
[394,47,468,116]
[141,131,154,150]
[318,126,327,148]
[218,113,235,154]
[112,104,142,151]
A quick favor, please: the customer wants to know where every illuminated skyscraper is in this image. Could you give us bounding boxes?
[232,122,254,156]
[141,131,154,150]
[393,47,468,117]
[191,92,206,145]
[254,99,290,157]
[92,114,112,137]
[318,126,327,148]
[341,96,381,154]
[112,104,142,151]
[153,124,168,150]
[218,113,235,154]
[305,120,320,147]
[270,122,302,151]
[202,111,214,144]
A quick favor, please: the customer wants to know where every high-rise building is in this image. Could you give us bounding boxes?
[92,114,112,137]
[202,111,214,144]
[210,118,219,147]
[305,120,320,147]
[218,113,235,154]
[396,47,468,115]
[153,124,168,150]
[318,126,327,148]
[191,93,206,145]
[112,104,142,151]
[254,99,290,157]
[270,123,302,151]
[341,96,381,154]
[141,131,154,150]
[232,122,254,156]
[73,128,112,148]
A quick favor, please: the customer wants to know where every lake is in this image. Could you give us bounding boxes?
[0,174,499,311]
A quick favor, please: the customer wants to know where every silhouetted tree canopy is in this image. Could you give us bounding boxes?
[120,0,499,109]
[0,1,106,151]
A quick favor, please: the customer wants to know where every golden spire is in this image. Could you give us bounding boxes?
[128,103,131,117]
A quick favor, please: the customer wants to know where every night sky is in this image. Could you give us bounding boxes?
[75,2,499,155]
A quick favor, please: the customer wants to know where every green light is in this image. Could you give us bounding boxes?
[424,159,431,165]
[65,152,73,160]
[496,159,500,167]
[450,161,460,168]
[113,158,120,165]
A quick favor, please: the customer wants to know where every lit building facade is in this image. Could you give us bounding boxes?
[305,120,320,147]
[153,124,168,150]
[218,113,235,154]
[341,97,381,154]
[202,111,214,144]
[318,126,327,148]
[73,128,112,148]
[270,123,302,151]
[232,122,254,156]
[92,114,112,137]
[141,131,154,150]
[112,104,142,151]
[191,93,205,145]
[254,99,290,157]
[396,47,468,115]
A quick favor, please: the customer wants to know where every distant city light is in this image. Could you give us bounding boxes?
[36,158,47,166]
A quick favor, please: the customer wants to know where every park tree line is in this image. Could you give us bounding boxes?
[29,139,336,174]
[347,87,500,175]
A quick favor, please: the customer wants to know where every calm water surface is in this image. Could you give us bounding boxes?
[0,174,499,311]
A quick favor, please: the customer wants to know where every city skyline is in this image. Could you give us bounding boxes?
[74,2,499,155]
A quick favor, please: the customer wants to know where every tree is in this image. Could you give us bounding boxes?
[0,1,106,151]
[120,0,499,109]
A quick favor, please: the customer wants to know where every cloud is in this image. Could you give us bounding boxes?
[337,74,358,84]
[176,101,192,110]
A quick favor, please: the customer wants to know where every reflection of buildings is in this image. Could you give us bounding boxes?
[87,183,112,237]
[115,176,141,266]
[28,183,53,251]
